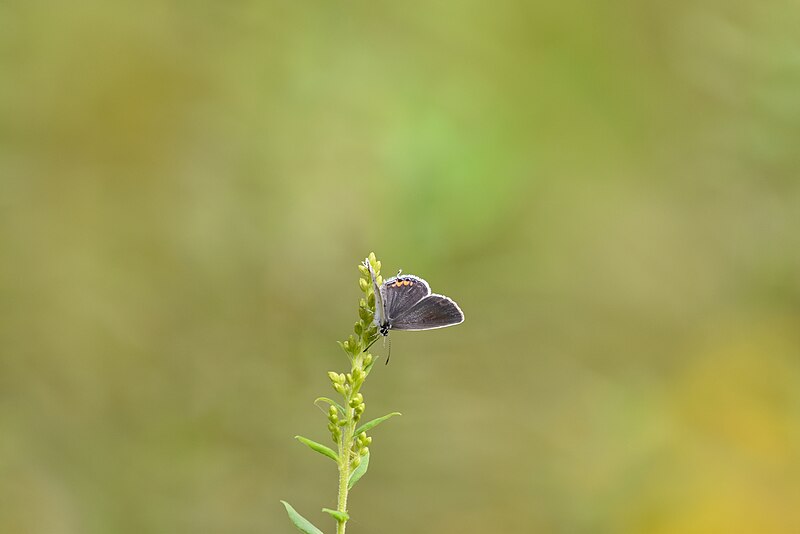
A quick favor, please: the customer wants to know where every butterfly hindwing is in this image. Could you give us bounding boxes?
[390,294,464,331]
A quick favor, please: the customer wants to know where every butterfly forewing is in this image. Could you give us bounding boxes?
[390,294,464,331]
[381,276,431,322]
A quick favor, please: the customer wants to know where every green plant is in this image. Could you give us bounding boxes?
[281,252,401,534]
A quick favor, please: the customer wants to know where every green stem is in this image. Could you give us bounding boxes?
[330,254,379,534]
[337,357,360,534]
[337,404,353,534]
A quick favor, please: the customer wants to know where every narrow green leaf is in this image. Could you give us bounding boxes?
[295,436,339,462]
[348,449,370,490]
[314,397,345,414]
[355,412,401,436]
[321,508,349,522]
[280,501,324,534]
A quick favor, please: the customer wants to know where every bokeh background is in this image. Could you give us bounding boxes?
[2,1,800,533]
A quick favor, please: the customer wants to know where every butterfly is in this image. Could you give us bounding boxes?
[363,258,464,361]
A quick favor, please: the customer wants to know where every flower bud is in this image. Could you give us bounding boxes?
[363,353,373,367]
[333,383,345,395]
[351,455,361,469]
[354,322,363,335]
[358,264,369,275]
[367,292,375,308]
[360,446,369,456]
[359,278,369,291]
[346,373,353,384]
[328,371,342,384]
[368,252,377,264]
[349,393,363,408]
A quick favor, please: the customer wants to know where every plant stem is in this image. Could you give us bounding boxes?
[336,404,353,534]
[330,254,379,534]
[337,357,359,534]
[283,254,382,534]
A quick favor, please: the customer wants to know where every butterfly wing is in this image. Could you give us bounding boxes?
[389,294,464,331]
[380,275,431,323]
[364,259,385,327]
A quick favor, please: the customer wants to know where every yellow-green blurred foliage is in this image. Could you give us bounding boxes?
[2,1,799,533]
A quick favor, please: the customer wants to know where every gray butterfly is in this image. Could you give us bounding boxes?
[364,259,464,344]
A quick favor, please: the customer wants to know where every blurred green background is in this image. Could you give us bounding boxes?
[2,1,800,533]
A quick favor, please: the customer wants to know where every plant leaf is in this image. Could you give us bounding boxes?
[295,436,339,463]
[280,500,324,534]
[314,397,345,415]
[321,508,349,522]
[355,412,401,436]
[348,449,369,490]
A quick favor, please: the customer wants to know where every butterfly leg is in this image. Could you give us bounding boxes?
[362,335,380,353]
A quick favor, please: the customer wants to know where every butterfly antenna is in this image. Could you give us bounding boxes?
[384,336,392,365]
